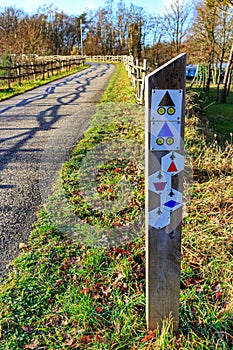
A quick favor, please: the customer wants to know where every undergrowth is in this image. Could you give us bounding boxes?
[0,64,232,349]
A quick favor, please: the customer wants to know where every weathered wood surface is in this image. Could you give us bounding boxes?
[145,53,186,331]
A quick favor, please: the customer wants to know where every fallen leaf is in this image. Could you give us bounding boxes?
[80,288,90,295]
[142,330,156,342]
[78,335,92,344]
[23,341,38,349]
[21,325,33,334]
[96,306,103,313]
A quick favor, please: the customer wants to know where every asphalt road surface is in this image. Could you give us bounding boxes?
[0,62,115,278]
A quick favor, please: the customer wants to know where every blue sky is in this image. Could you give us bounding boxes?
[0,0,173,16]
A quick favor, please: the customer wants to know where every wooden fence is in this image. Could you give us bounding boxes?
[0,56,85,89]
[0,54,147,104]
[122,55,147,104]
[85,55,123,63]
[86,55,147,104]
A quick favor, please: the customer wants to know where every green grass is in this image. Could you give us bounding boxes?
[0,64,90,101]
[0,64,232,349]
[186,85,233,144]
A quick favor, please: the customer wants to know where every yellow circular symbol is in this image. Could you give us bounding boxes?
[157,107,165,115]
[167,107,175,115]
[166,137,174,145]
[156,137,164,145]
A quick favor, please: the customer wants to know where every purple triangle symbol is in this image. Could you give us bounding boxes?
[158,123,174,137]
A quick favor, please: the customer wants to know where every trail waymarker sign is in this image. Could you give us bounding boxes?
[145,53,186,331]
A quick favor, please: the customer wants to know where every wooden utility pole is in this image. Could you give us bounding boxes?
[145,53,186,331]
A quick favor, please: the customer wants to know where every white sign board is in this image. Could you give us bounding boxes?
[161,151,184,175]
[151,89,183,121]
[150,121,181,151]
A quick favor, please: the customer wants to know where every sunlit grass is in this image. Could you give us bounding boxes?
[0,65,232,349]
[187,85,233,143]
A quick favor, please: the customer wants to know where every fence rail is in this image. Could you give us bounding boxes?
[86,55,147,104]
[122,56,147,104]
[0,54,147,104]
[0,56,85,89]
[85,55,123,63]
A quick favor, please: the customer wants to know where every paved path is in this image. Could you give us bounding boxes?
[0,63,115,278]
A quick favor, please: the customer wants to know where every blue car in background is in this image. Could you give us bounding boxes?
[186,64,197,78]
[186,63,227,80]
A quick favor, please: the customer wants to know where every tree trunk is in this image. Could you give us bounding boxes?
[221,41,233,103]
[205,63,212,97]
[227,63,233,96]
[190,63,199,88]
[216,51,225,102]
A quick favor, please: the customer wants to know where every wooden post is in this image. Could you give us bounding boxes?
[31,62,36,81]
[42,62,45,80]
[145,53,186,331]
[26,62,30,81]
[7,64,11,89]
[140,59,147,105]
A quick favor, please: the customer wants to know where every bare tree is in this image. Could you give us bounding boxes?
[0,7,26,54]
[163,0,192,55]
[205,0,233,102]
[115,0,129,53]
[187,2,223,94]
[145,15,166,67]
[127,4,146,58]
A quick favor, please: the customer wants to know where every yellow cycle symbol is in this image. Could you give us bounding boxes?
[156,137,164,145]
[157,107,166,115]
[166,137,174,145]
[167,107,175,115]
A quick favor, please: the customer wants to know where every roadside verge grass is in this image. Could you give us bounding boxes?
[0,64,232,349]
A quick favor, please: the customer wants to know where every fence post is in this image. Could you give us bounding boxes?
[51,60,53,76]
[42,62,45,80]
[7,64,11,89]
[139,59,147,104]
[56,61,59,75]
[135,58,140,95]
[16,63,21,85]
[26,62,30,81]
[31,62,36,81]
[131,58,136,89]
[145,53,186,331]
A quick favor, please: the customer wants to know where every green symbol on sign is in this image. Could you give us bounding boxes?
[156,137,164,145]
[167,107,175,115]
[166,137,174,145]
[157,107,165,115]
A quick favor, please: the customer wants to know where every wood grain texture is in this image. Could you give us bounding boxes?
[145,53,186,331]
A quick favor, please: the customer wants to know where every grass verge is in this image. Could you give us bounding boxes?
[0,64,232,349]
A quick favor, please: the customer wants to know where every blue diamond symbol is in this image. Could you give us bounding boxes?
[164,200,180,209]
